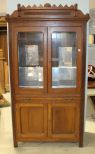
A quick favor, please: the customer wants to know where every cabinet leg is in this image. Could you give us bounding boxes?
[14,140,18,147]
[79,140,83,147]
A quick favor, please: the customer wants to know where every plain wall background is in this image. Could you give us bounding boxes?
[0,0,7,14]
[89,0,95,9]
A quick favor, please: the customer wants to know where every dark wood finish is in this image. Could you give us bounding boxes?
[6,3,89,147]
[79,23,87,147]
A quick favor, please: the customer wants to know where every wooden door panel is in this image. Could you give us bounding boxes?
[16,103,47,138]
[48,102,80,140]
[52,107,75,134]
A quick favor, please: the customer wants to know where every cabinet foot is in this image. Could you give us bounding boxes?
[14,141,18,147]
[79,141,83,147]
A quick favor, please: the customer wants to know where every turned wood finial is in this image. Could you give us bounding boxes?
[17,4,21,17]
[75,3,78,9]
[17,4,21,10]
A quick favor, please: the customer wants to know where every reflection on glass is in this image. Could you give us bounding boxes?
[52,67,76,88]
[18,32,43,88]
[52,32,77,88]
[25,45,39,66]
[19,67,43,87]
[58,47,73,66]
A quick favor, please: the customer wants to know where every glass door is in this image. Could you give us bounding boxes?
[48,27,82,94]
[13,27,47,94]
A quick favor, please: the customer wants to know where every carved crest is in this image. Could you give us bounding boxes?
[6,3,89,21]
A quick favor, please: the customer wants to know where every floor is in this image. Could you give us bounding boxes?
[0,93,95,154]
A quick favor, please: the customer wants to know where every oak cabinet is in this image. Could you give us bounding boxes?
[6,3,89,147]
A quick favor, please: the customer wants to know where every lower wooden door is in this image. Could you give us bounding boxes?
[15,103,47,140]
[48,102,80,141]
[15,101,80,141]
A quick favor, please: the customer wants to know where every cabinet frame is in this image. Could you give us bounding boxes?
[6,3,89,147]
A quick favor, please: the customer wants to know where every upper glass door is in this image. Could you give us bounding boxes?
[13,27,47,94]
[48,27,82,94]
[18,32,43,88]
[52,32,76,88]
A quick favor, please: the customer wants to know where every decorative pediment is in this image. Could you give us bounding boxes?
[17,3,78,9]
[6,3,89,21]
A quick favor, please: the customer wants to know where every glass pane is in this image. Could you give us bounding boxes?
[52,32,77,88]
[18,32,43,88]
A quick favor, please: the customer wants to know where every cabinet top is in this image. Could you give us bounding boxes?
[6,3,89,22]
